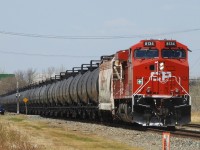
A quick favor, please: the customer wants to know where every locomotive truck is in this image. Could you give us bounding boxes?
[0,39,191,126]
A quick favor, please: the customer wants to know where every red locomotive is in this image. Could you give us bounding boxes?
[108,40,191,126]
[0,39,191,127]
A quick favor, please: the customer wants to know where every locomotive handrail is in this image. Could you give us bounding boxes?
[132,77,151,112]
[172,76,191,105]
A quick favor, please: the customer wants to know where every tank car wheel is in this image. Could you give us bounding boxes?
[39,110,42,115]
[91,111,96,120]
[42,111,45,116]
[73,111,77,119]
[54,111,58,117]
[60,112,64,117]
[45,111,49,116]
[50,111,53,117]
[82,111,86,119]
[66,111,69,118]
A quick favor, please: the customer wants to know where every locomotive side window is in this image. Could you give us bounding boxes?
[134,49,158,58]
[162,49,186,58]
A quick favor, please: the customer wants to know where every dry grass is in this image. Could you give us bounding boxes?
[190,81,200,112]
[191,112,200,123]
[0,121,42,150]
[190,81,200,123]
[0,114,142,150]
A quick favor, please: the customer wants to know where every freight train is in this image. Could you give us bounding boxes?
[0,40,191,126]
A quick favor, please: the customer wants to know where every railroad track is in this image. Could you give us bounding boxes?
[146,127,200,140]
[98,121,200,140]
[183,123,200,128]
[97,121,200,140]
[54,116,200,140]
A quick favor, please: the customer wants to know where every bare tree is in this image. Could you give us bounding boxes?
[47,67,56,78]
[0,77,16,95]
[56,65,66,73]
[0,65,66,95]
[41,66,56,80]
[0,68,5,74]
[25,68,36,84]
[15,70,28,88]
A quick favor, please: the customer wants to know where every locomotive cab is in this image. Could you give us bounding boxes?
[130,40,191,126]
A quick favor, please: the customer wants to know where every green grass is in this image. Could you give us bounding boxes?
[8,117,25,122]
[28,124,47,130]
[60,132,98,142]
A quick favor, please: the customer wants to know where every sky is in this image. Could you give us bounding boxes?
[0,0,200,77]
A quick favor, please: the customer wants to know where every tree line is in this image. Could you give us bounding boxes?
[0,66,65,95]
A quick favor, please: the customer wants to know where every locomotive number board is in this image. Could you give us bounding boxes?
[165,41,176,47]
[144,41,156,47]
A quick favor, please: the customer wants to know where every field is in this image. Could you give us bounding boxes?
[190,80,200,123]
[0,81,199,150]
[0,114,141,150]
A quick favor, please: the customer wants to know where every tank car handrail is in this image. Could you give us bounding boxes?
[81,64,91,73]
[72,67,82,72]
[65,69,79,78]
[100,55,114,60]
[90,60,101,66]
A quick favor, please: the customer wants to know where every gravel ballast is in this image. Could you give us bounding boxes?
[24,114,200,150]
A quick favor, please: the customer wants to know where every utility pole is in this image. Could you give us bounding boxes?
[16,81,20,114]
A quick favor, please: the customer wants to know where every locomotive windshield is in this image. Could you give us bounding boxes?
[162,49,186,58]
[134,49,158,58]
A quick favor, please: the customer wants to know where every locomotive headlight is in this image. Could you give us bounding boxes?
[159,62,164,71]
[175,88,179,93]
[146,87,151,94]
